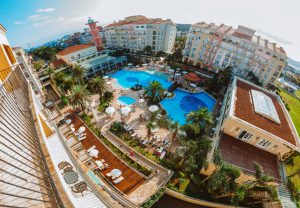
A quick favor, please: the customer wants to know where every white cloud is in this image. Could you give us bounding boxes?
[57,17,65,22]
[28,15,50,22]
[14,21,22,25]
[36,8,55,13]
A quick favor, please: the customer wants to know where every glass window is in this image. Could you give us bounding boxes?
[256,138,272,149]
[237,130,253,141]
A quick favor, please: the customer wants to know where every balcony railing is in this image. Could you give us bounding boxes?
[0,64,64,207]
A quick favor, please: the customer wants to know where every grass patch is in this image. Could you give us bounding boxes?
[295,90,300,98]
[285,155,300,206]
[279,89,300,135]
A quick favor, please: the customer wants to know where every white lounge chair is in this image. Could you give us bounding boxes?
[113,176,124,184]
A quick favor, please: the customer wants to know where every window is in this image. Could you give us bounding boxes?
[237,130,253,141]
[256,138,272,149]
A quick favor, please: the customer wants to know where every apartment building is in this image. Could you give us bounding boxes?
[0,24,64,207]
[104,15,177,53]
[203,77,299,183]
[183,22,287,87]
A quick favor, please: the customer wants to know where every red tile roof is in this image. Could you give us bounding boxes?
[50,59,66,68]
[57,44,94,56]
[105,15,173,28]
[184,72,204,82]
[234,79,297,146]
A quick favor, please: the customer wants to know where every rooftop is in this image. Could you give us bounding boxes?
[57,44,94,56]
[219,133,280,180]
[191,22,286,55]
[105,15,174,28]
[233,78,299,147]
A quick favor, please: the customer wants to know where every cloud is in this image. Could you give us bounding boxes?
[36,8,55,13]
[28,14,50,22]
[14,21,22,25]
[57,17,65,22]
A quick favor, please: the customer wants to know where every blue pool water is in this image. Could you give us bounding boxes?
[118,96,136,105]
[160,89,216,125]
[111,70,172,89]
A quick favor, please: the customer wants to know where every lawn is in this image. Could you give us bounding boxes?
[285,155,300,205]
[279,89,300,136]
[295,90,300,98]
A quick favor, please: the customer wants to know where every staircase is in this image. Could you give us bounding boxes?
[277,183,296,208]
[277,162,297,208]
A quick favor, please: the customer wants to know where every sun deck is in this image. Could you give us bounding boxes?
[219,133,280,180]
[70,115,146,194]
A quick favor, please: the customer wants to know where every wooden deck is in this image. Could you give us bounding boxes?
[70,115,146,195]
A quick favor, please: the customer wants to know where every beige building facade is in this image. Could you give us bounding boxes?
[183,22,287,87]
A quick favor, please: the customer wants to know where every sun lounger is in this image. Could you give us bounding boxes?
[87,146,96,152]
[160,151,166,159]
[113,176,124,184]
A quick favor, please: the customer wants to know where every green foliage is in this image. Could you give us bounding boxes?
[143,45,153,55]
[141,188,165,208]
[31,46,62,61]
[71,65,86,85]
[69,85,90,111]
[219,66,233,86]
[186,107,213,133]
[61,95,69,105]
[88,76,107,101]
[144,81,165,104]
[33,62,43,71]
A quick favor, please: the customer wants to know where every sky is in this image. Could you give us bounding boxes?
[0,0,299,61]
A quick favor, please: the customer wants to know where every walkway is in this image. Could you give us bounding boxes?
[101,121,173,205]
[45,133,107,208]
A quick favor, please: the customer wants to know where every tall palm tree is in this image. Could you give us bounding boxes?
[186,107,212,132]
[170,122,180,141]
[146,122,155,138]
[88,76,107,101]
[144,81,164,104]
[69,85,90,112]
[72,65,86,85]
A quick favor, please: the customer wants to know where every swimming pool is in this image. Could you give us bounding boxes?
[111,70,172,89]
[118,96,136,105]
[160,89,215,125]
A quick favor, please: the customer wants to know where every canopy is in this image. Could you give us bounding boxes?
[77,126,86,134]
[89,149,99,158]
[111,169,122,178]
[184,72,203,82]
[190,83,197,88]
[103,76,109,79]
[127,63,133,66]
[65,119,72,124]
[106,81,111,85]
[149,105,159,112]
[105,107,115,115]
[138,98,145,103]
[121,106,131,116]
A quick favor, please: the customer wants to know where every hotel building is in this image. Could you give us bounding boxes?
[183,22,288,87]
[203,77,300,183]
[104,15,176,54]
[0,24,64,207]
[55,44,127,77]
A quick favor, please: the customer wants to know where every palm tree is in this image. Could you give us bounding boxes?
[170,122,180,141]
[72,65,86,84]
[88,76,107,101]
[144,81,164,104]
[69,85,90,112]
[186,107,212,132]
[146,122,155,138]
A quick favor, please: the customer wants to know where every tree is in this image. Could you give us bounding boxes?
[143,45,153,55]
[72,65,86,85]
[181,123,201,140]
[31,46,62,61]
[146,122,155,138]
[186,107,213,133]
[69,85,90,112]
[220,66,233,86]
[88,76,107,101]
[144,81,165,104]
[170,122,180,141]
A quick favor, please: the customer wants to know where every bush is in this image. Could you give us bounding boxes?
[141,188,165,208]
